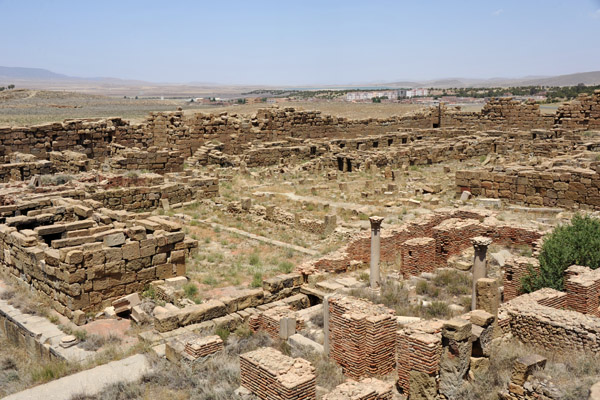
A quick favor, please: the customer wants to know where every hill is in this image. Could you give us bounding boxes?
[0,66,70,80]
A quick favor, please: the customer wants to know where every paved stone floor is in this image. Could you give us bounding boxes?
[3,354,152,400]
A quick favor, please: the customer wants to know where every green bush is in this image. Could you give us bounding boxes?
[279,261,294,273]
[183,283,198,299]
[250,272,263,288]
[425,301,451,318]
[249,253,261,266]
[215,327,230,342]
[522,214,600,292]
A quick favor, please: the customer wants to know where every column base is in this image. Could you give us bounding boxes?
[368,286,381,296]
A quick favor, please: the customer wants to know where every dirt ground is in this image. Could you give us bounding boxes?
[0,89,436,126]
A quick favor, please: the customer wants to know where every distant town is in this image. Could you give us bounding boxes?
[181,84,600,107]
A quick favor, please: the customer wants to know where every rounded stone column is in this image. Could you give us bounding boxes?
[369,216,384,292]
[471,236,492,310]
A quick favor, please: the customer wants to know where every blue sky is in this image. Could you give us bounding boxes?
[1,0,599,85]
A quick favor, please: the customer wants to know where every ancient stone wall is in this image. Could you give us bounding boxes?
[108,146,184,173]
[400,237,437,278]
[503,256,540,301]
[396,320,443,396]
[322,378,393,400]
[1,94,597,169]
[456,162,600,210]
[480,98,553,130]
[563,265,600,316]
[0,197,196,318]
[499,288,600,354]
[308,208,542,277]
[0,118,138,160]
[555,91,600,131]
[226,200,336,236]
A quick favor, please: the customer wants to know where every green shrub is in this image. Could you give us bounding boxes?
[425,301,451,318]
[416,280,429,295]
[234,323,253,339]
[215,327,230,342]
[183,283,198,299]
[279,261,294,273]
[522,214,600,292]
[250,272,263,288]
[249,253,261,266]
[202,275,218,286]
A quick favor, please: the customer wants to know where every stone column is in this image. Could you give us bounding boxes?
[471,236,492,310]
[323,295,330,357]
[369,216,384,292]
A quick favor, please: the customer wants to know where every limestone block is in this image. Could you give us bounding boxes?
[65,250,84,265]
[476,278,499,316]
[439,319,472,399]
[442,318,471,341]
[103,232,126,247]
[511,354,546,386]
[409,370,437,400]
[122,241,141,260]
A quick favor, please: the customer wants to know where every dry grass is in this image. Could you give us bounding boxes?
[0,89,430,126]
[190,101,427,119]
[457,338,600,400]
[79,331,274,400]
[0,334,77,397]
[183,223,306,290]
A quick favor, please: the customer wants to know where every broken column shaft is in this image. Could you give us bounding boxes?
[369,216,384,291]
[471,236,493,310]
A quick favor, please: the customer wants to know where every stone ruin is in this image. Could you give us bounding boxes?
[240,347,316,400]
[2,92,600,398]
[0,196,196,319]
[326,294,396,379]
[303,207,542,277]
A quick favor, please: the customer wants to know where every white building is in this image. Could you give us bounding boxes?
[405,88,429,98]
[346,90,401,102]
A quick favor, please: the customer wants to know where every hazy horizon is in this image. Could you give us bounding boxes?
[1,0,599,86]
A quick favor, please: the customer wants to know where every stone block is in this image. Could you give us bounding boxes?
[409,370,437,400]
[122,241,141,260]
[442,318,471,341]
[470,309,494,326]
[511,354,547,386]
[103,232,126,247]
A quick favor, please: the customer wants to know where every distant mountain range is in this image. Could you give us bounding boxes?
[2,65,600,93]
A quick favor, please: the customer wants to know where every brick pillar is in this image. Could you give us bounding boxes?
[471,236,492,310]
[369,216,384,292]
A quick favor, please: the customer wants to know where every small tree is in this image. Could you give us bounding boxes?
[522,214,600,292]
[0,87,5,92]
[7,84,14,89]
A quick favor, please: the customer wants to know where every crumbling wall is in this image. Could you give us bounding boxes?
[308,208,541,277]
[564,265,600,316]
[555,91,600,131]
[503,256,540,302]
[456,162,600,210]
[323,378,393,400]
[479,98,552,130]
[108,146,184,173]
[0,118,137,160]
[396,320,443,396]
[500,288,600,353]
[0,198,196,318]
